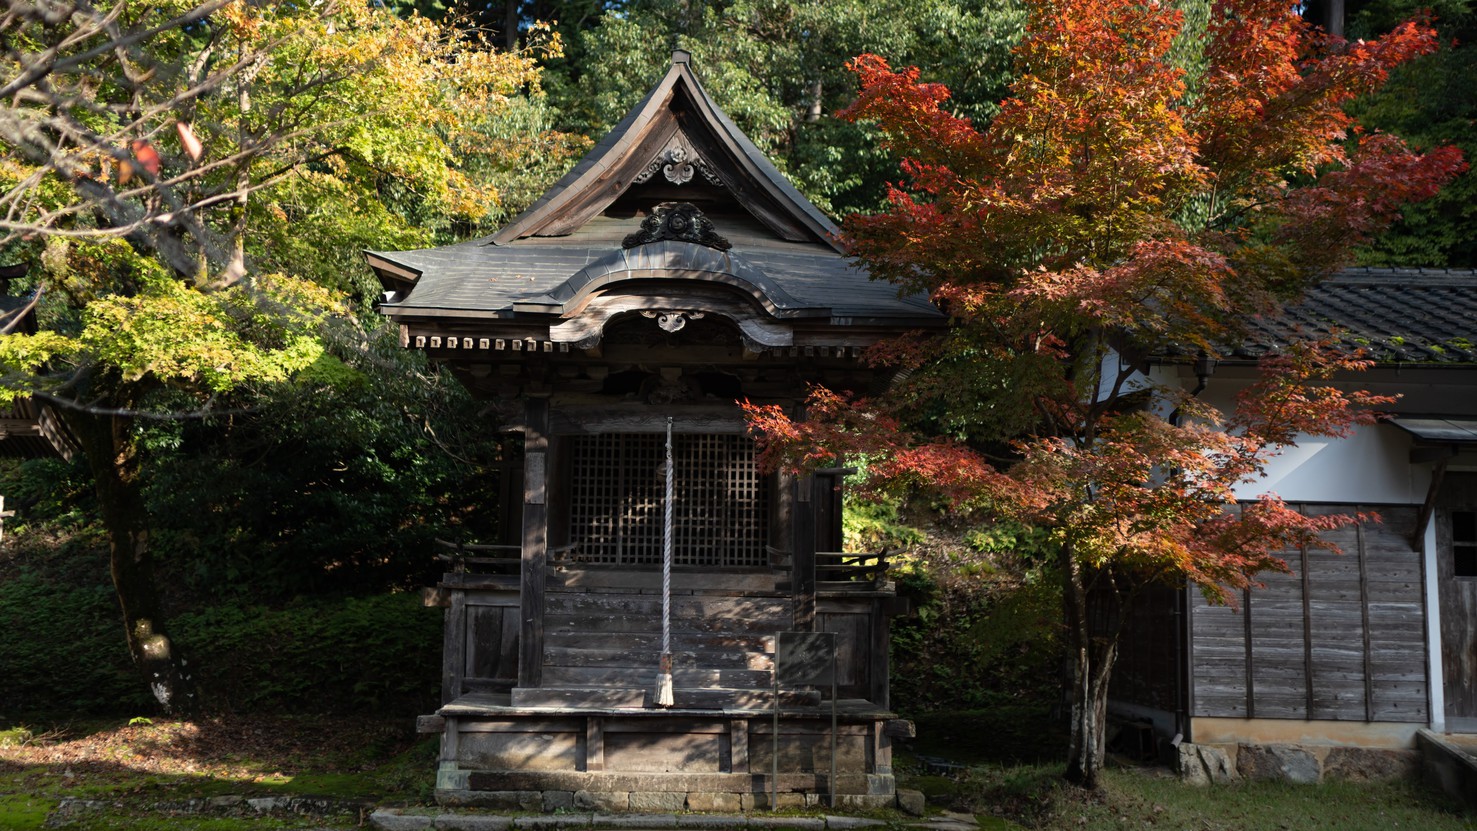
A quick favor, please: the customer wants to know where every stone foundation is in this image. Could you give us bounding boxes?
[1177,741,1419,785]
[437,790,898,812]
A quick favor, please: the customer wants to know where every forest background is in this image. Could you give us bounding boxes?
[2,0,1474,724]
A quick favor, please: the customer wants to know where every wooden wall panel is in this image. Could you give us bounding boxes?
[1191,504,1428,724]
[540,586,788,692]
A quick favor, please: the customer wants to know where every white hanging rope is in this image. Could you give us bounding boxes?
[655,416,676,707]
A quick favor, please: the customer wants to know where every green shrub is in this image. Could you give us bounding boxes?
[170,593,442,714]
[0,564,441,717]
[0,569,150,716]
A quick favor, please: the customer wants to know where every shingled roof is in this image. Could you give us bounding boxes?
[1230,268,1477,364]
[370,52,941,331]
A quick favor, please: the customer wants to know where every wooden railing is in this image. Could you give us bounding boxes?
[435,539,521,574]
[816,549,890,586]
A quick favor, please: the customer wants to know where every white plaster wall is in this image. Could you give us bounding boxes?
[1193,377,1430,506]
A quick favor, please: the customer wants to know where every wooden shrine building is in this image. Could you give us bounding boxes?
[369,52,941,810]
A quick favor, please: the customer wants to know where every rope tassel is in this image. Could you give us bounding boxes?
[655,416,676,708]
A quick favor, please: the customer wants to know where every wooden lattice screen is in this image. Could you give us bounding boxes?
[568,433,769,567]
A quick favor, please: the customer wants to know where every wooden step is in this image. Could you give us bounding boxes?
[543,592,790,621]
[541,666,772,689]
[673,687,822,709]
[543,632,775,653]
[507,686,822,710]
[508,686,647,708]
[544,646,773,671]
[545,614,787,636]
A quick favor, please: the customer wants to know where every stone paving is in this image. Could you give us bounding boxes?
[368,807,978,831]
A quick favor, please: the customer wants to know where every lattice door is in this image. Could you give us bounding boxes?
[568,433,768,567]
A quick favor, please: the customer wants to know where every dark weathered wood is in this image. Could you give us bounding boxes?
[1189,503,1430,724]
[869,600,890,708]
[586,717,605,772]
[518,397,550,689]
[548,404,749,436]
[1298,525,1315,718]
[1357,511,1374,721]
[730,719,749,773]
[1437,473,1477,724]
[793,474,816,630]
[1243,587,1255,719]
[444,592,467,705]
[548,567,779,593]
[417,715,446,733]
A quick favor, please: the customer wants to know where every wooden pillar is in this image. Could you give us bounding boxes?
[518,396,549,688]
[585,717,605,772]
[793,473,816,630]
[730,718,750,774]
[869,599,890,708]
[443,591,467,705]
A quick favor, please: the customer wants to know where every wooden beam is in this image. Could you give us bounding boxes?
[519,397,550,689]
[1414,457,1451,548]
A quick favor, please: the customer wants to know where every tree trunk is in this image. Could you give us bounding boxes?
[1060,547,1119,789]
[63,405,194,714]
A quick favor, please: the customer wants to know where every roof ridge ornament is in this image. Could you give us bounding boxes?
[622,202,732,252]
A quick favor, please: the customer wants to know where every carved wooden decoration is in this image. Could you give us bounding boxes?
[634,142,725,187]
[622,202,732,251]
[640,309,705,333]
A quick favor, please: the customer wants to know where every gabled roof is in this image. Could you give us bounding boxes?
[489,50,841,250]
[1231,268,1477,364]
[369,53,942,330]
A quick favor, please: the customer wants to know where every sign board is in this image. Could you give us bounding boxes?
[776,631,834,686]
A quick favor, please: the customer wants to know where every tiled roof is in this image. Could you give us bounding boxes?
[1232,268,1477,364]
[372,213,940,324]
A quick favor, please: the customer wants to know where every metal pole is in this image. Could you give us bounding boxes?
[772,667,779,812]
[830,647,837,808]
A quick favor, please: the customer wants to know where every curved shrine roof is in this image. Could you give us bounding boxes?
[370,52,941,331]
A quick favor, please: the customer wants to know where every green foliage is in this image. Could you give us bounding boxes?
[0,557,441,716]
[844,495,927,552]
[0,569,152,715]
[170,593,442,714]
[888,519,1061,715]
[1351,0,1477,267]
[139,330,504,602]
[544,0,1026,217]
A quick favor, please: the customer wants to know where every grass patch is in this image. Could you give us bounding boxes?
[897,760,1475,831]
[896,706,1473,830]
[0,715,433,830]
[0,794,56,830]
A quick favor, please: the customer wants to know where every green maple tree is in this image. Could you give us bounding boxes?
[0,0,576,711]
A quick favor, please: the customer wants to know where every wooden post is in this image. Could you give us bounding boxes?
[869,600,890,708]
[586,717,605,772]
[730,719,749,774]
[793,474,816,631]
[443,590,466,705]
[518,397,550,689]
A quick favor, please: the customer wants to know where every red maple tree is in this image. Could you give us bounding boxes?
[743,0,1464,788]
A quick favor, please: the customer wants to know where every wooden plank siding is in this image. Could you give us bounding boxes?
[539,585,790,693]
[1191,504,1428,723]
